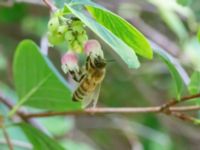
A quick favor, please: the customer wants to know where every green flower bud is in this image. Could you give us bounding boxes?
[62,5,71,15]
[65,31,75,42]
[48,17,59,32]
[71,20,83,26]
[57,25,67,35]
[54,9,64,17]
[72,25,85,34]
[77,34,88,45]
[71,40,82,53]
[48,31,64,46]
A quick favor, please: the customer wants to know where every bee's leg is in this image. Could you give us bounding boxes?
[69,70,81,82]
[77,67,87,82]
[69,68,86,82]
[76,72,86,82]
[85,52,94,71]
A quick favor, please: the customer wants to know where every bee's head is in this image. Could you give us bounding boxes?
[94,55,106,69]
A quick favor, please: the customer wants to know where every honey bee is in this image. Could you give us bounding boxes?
[71,51,106,108]
[61,40,106,108]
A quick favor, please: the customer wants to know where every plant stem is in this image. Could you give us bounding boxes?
[160,93,200,112]
[23,105,200,118]
[2,125,13,150]
[42,0,57,12]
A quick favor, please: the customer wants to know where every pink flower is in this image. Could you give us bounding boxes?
[84,40,103,57]
[61,51,77,65]
[61,50,78,73]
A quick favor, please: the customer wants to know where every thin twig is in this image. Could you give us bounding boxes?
[0,97,28,122]
[160,93,200,112]
[24,105,200,118]
[0,97,51,133]
[1,92,200,123]
[0,139,32,150]
[2,126,13,150]
[23,93,200,119]
[170,105,200,111]
[42,0,57,12]
[170,112,197,123]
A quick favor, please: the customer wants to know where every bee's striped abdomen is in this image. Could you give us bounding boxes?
[72,75,97,102]
[72,76,90,101]
[72,91,83,101]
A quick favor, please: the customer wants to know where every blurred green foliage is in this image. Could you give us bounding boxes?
[21,16,48,37]
[176,0,191,6]
[0,3,26,23]
[0,0,200,150]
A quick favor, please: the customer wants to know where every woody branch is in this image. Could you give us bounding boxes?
[1,93,200,124]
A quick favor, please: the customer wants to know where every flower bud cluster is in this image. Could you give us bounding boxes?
[47,10,88,53]
[65,17,88,53]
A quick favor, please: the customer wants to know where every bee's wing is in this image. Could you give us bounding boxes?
[92,84,101,108]
[82,84,101,108]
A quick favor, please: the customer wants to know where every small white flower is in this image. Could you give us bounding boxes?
[61,50,79,74]
[84,40,104,58]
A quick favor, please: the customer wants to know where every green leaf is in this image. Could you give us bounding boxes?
[9,40,81,116]
[154,49,184,99]
[18,123,65,150]
[86,4,153,59]
[65,3,140,68]
[188,71,200,94]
